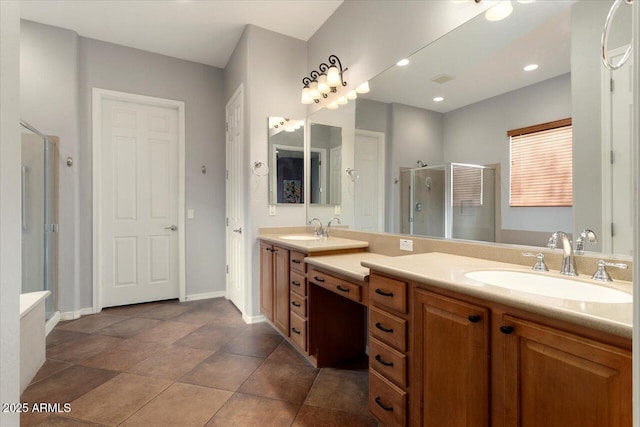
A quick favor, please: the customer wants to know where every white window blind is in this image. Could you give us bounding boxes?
[452,164,483,207]
[509,119,573,207]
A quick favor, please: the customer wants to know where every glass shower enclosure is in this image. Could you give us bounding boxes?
[21,121,58,321]
[401,163,496,243]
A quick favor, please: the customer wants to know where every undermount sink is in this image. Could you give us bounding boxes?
[279,234,322,241]
[464,270,632,303]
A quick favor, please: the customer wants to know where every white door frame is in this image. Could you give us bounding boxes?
[225,84,245,314]
[92,88,186,313]
[354,129,386,231]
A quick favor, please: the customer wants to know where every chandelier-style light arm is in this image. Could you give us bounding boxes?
[327,55,348,87]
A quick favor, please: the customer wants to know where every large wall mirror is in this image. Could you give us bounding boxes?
[268,117,305,204]
[307,0,633,256]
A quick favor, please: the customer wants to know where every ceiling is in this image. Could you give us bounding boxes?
[362,1,574,114]
[19,0,343,69]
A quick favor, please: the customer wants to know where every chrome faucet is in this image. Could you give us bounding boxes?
[575,229,597,255]
[324,217,341,238]
[308,218,323,236]
[547,231,577,276]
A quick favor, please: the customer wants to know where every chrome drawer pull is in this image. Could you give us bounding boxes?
[375,355,394,367]
[336,285,350,293]
[375,288,394,297]
[375,322,393,333]
[374,396,393,412]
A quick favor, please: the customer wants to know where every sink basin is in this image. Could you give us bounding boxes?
[279,235,322,241]
[464,270,632,303]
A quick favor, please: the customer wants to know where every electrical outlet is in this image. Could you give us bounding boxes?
[187,209,195,219]
[334,205,341,215]
[269,205,276,216]
[400,239,413,251]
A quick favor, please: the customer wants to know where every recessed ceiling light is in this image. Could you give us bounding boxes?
[523,63,539,71]
[433,97,444,102]
[517,0,536,3]
[396,58,410,67]
[485,0,513,22]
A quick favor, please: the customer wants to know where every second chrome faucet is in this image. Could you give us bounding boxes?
[547,231,577,276]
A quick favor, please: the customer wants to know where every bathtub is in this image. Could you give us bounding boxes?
[20,290,50,394]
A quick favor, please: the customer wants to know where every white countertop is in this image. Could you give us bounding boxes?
[259,234,369,253]
[362,252,633,339]
[305,252,391,282]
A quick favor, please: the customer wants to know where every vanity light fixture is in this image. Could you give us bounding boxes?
[485,0,513,22]
[433,96,444,102]
[346,90,358,100]
[355,81,370,94]
[301,54,348,105]
[269,117,304,135]
[396,58,410,67]
[523,63,539,71]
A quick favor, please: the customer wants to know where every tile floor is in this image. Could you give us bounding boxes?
[21,298,378,427]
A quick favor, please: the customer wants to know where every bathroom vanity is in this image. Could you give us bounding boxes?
[258,233,632,427]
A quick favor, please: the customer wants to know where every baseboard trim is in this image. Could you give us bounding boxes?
[184,291,226,302]
[243,313,266,324]
[59,307,94,321]
[45,311,60,336]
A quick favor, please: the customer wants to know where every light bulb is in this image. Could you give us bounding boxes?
[396,58,410,67]
[485,0,513,22]
[346,90,358,100]
[355,81,370,94]
[326,66,340,86]
[317,74,330,94]
[337,96,348,105]
[285,127,295,132]
[309,81,320,100]
[327,101,339,110]
[301,87,313,104]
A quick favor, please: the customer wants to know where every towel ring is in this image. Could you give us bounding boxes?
[601,0,633,70]
[252,160,269,176]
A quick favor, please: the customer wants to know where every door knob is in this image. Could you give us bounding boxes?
[164,225,178,231]
[233,228,242,234]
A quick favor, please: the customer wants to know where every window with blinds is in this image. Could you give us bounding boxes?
[452,164,483,207]
[509,118,572,207]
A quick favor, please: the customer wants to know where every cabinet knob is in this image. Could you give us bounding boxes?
[468,315,481,323]
[499,325,514,335]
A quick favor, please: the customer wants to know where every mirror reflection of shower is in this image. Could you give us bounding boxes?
[21,120,58,322]
[401,163,495,242]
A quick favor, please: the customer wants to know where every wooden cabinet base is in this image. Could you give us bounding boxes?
[369,369,407,427]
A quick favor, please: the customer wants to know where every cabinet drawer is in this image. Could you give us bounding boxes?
[290,271,307,297]
[329,279,362,303]
[369,369,407,427]
[370,337,407,387]
[308,267,331,287]
[290,251,306,273]
[290,291,307,317]
[370,306,407,352]
[290,312,307,352]
[370,274,407,313]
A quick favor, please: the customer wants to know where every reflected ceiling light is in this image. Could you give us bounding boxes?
[346,90,358,100]
[300,54,348,105]
[269,117,304,136]
[396,58,410,67]
[327,101,339,110]
[337,96,348,105]
[355,81,370,94]
[485,0,513,21]
[433,96,444,102]
[523,63,539,71]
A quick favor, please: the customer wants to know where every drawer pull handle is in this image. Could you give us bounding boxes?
[272,249,278,253]
[374,396,393,412]
[500,325,514,335]
[375,288,394,297]
[292,259,301,264]
[291,301,301,307]
[375,354,394,367]
[314,276,325,283]
[291,281,300,287]
[375,322,394,333]
[336,285,350,293]
[468,315,481,323]
[291,327,301,335]
[266,248,273,252]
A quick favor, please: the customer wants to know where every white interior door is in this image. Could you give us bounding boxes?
[226,86,244,312]
[100,98,179,307]
[354,130,385,231]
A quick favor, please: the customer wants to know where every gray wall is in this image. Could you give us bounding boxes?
[20,20,226,311]
[444,73,573,234]
[0,2,21,423]
[224,25,307,318]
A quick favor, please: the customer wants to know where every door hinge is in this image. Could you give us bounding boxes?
[610,150,614,164]
[225,122,229,132]
[226,265,229,274]
[610,78,615,92]
[611,222,615,237]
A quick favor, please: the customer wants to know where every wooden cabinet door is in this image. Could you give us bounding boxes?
[413,290,489,427]
[272,245,290,336]
[501,316,632,427]
[259,242,274,321]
